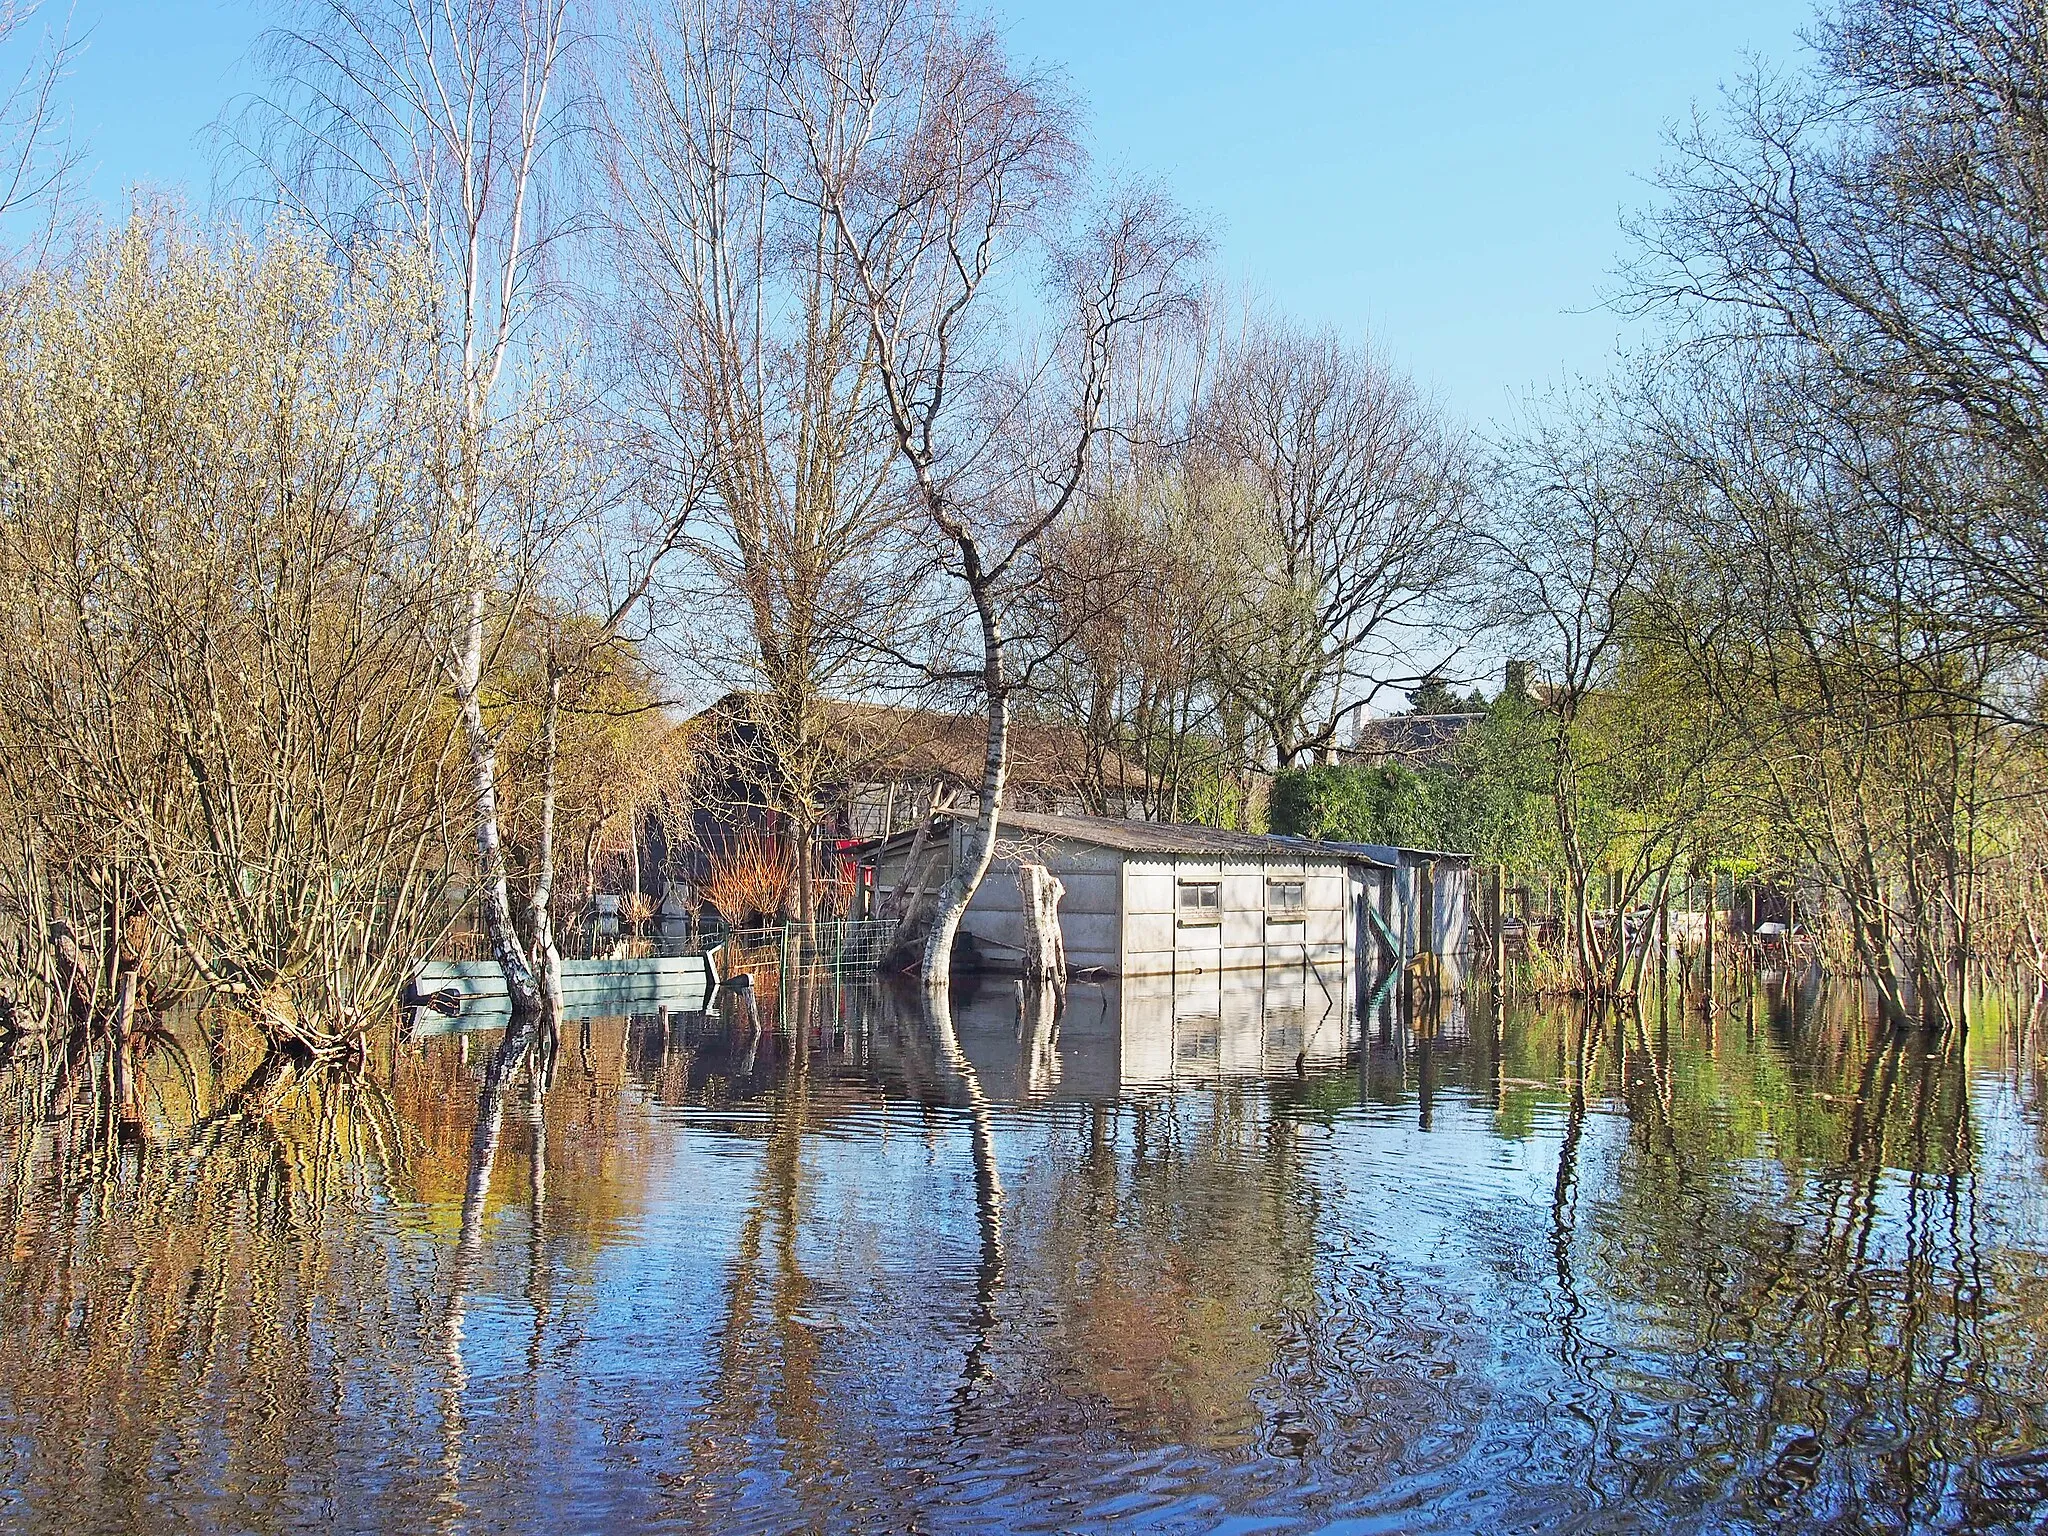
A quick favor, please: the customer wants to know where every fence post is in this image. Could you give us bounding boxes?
[778,921,789,1035]
[1488,867,1505,983]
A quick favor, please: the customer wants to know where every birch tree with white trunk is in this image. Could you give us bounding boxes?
[225,0,589,1016]
[765,0,1203,984]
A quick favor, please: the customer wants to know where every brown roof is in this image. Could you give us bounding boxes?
[695,694,1150,795]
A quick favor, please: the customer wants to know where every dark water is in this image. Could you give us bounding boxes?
[5,968,2048,1534]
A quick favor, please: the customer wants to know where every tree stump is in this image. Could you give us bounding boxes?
[1015,863,1067,991]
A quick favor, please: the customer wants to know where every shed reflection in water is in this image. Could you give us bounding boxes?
[3,968,2048,1533]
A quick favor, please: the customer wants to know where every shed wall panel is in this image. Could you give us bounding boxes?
[1123,868,1177,916]
[1059,912,1122,963]
[1047,871,1121,914]
[1044,841,1125,876]
[1221,906,1264,951]
[1124,912,1176,958]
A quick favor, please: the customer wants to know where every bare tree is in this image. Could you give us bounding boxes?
[223,0,589,1016]
[764,0,1202,981]
[600,0,920,921]
[1024,461,1248,820]
[1483,394,1671,996]
[0,0,82,260]
[1201,319,1473,768]
[1632,0,2048,662]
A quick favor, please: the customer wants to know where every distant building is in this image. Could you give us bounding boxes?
[682,692,1151,843]
[1341,711,1485,768]
[1338,661,1546,769]
[655,696,1154,920]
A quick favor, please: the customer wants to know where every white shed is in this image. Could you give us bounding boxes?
[855,810,1468,981]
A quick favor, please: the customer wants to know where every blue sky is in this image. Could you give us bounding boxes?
[45,0,1810,427]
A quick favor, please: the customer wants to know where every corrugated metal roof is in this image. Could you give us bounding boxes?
[856,808,1397,867]
[1319,840,1474,866]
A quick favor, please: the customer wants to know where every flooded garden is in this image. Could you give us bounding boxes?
[9,0,2048,1529]
[5,968,2047,1534]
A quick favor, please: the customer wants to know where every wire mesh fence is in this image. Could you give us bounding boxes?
[712,919,901,985]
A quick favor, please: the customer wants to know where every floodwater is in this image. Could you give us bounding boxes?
[5,966,2048,1534]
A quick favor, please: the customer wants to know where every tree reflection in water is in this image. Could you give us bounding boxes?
[3,974,2048,1531]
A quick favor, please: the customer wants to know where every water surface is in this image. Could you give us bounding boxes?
[3,969,2046,1534]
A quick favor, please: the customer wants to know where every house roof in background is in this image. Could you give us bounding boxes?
[689,693,1150,794]
[1344,712,1483,767]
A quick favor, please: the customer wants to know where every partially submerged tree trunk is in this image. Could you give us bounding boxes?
[527,668,567,1031]
[921,602,1011,990]
[1015,861,1067,990]
[109,969,138,1131]
[458,591,545,1017]
[1702,867,1717,1003]
[1014,858,1066,1095]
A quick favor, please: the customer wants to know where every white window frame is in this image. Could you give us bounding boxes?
[1176,879,1222,925]
[1266,877,1307,922]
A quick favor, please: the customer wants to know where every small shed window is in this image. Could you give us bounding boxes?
[1177,880,1221,924]
[1267,878,1306,918]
